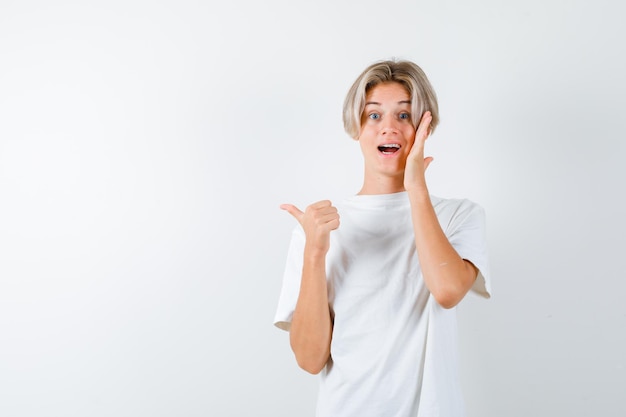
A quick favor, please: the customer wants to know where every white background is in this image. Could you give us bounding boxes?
[1,0,625,416]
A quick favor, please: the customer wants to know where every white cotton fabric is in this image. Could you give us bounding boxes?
[274,192,491,417]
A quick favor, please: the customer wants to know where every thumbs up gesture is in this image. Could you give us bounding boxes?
[280,200,340,255]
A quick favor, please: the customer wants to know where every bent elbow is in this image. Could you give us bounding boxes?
[296,357,327,375]
[431,275,474,309]
[433,290,462,309]
[436,297,459,309]
[290,329,331,374]
[291,342,330,374]
[429,258,477,309]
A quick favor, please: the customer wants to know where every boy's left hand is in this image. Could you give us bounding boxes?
[404,111,434,192]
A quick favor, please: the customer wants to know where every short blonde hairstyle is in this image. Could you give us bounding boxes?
[343,59,439,139]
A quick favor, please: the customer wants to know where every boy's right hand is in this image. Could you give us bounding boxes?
[280,200,340,255]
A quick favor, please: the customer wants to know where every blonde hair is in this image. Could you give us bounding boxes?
[343,59,439,139]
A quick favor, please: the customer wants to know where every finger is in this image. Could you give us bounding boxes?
[280,203,304,223]
[317,206,338,216]
[327,217,340,231]
[423,156,434,171]
[319,212,340,225]
[415,111,433,142]
[416,112,432,139]
[310,199,332,209]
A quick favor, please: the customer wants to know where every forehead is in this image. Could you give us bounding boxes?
[365,82,410,103]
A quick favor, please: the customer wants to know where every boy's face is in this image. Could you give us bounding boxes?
[357,82,417,182]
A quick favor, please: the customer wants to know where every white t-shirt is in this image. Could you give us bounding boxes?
[274,192,491,417]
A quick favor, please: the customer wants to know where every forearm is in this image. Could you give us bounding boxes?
[289,246,333,374]
[408,188,477,308]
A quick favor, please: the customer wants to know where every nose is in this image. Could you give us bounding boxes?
[380,118,399,135]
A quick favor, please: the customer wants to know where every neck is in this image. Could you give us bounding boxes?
[358,171,406,195]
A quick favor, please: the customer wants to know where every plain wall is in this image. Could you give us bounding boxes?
[1,0,624,416]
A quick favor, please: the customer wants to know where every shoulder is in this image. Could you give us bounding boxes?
[431,195,483,211]
[431,195,486,229]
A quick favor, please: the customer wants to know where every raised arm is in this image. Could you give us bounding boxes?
[280,201,339,374]
[403,112,478,309]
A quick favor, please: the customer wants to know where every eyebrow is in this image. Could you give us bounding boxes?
[364,100,412,106]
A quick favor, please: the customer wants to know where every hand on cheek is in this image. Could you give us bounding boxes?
[404,111,433,191]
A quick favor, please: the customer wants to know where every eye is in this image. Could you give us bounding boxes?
[399,112,411,120]
[368,113,380,120]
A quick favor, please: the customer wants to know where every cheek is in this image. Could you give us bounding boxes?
[357,126,375,144]
[404,130,417,148]
[357,135,369,155]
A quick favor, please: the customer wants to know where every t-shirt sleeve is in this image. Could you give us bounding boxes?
[445,200,492,298]
[273,226,305,331]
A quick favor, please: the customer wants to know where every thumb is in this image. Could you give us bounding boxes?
[424,156,434,172]
[280,203,304,224]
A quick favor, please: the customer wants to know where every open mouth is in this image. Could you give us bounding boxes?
[377,144,400,155]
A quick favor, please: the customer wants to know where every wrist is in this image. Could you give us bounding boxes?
[303,244,328,262]
[404,176,429,192]
[406,185,431,204]
[403,171,427,191]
